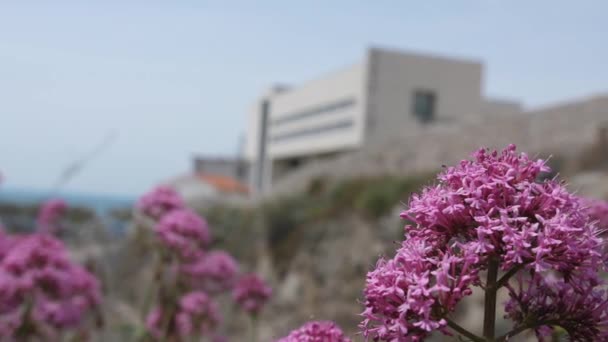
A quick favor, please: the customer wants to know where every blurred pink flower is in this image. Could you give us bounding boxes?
[0,234,101,337]
[232,273,272,315]
[176,291,221,336]
[137,185,184,219]
[155,209,211,260]
[0,230,16,262]
[146,291,221,339]
[145,307,163,339]
[277,320,351,342]
[181,250,239,293]
[36,199,67,234]
[583,197,608,230]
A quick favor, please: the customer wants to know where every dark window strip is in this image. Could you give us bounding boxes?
[271,119,354,143]
[271,98,356,126]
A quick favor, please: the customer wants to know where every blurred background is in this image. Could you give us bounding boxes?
[1,1,607,340]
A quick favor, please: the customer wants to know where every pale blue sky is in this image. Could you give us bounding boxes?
[1,1,606,196]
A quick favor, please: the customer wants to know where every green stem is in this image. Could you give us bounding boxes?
[250,314,258,342]
[496,264,523,289]
[140,253,162,317]
[445,317,485,342]
[483,257,499,341]
[496,324,531,342]
[496,320,561,342]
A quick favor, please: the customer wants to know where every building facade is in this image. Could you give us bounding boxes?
[192,157,249,185]
[244,47,522,194]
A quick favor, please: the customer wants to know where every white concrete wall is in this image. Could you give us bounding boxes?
[528,95,608,153]
[170,176,217,202]
[365,48,484,142]
[482,98,523,116]
[244,99,265,162]
[266,63,367,159]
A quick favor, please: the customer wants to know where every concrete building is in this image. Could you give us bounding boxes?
[244,47,521,193]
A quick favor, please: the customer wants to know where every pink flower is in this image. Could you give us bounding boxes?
[176,292,221,336]
[137,185,184,219]
[0,231,16,262]
[155,209,211,260]
[583,197,608,230]
[505,273,608,341]
[277,321,351,342]
[362,145,608,340]
[36,199,67,234]
[232,273,272,315]
[361,237,477,340]
[145,307,163,339]
[181,250,239,293]
[0,234,101,337]
[146,291,221,339]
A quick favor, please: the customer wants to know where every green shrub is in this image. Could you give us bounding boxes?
[354,175,433,219]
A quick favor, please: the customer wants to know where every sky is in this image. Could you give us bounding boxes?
[0,1,606,197]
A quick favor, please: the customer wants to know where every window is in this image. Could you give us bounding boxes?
[271,119,354,143]
[272,98,356,126]
[412,90,436,123]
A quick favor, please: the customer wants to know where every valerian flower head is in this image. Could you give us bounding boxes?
[277,320,351,342]
[583,197,608,231]
[504,272,608,341]
[36,199,67,234]
[137,185,184,219]
[146,291,221,339]
[0,234,101,337]
[361,236,479,340]
[0,230,16,261]
[232,273,272,315]
[176,291,221,337]
[155,208,211,260]
[361,145,607,341]
[181,250,239,293]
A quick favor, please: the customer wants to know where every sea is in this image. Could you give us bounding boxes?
[0,187,135,234]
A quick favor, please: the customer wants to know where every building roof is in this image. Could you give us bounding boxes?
[197,173,249,195]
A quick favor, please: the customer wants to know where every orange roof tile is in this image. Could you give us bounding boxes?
[197,173,249,195]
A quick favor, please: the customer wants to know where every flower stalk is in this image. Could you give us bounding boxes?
[483,257,499,341]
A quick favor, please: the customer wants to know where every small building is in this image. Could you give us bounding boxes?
[169,173,249,204]
[244,47,521,194]
[168,157,250,204]
[192,157,249,185]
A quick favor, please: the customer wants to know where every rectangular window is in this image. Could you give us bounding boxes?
[272,98,356,126]
[271,119,354,143]
[412,90,436,123]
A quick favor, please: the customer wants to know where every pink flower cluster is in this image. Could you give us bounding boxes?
[277,320,351,342]
[0,234,101,337]
[137,185,184,219]
[146,291,221,339]
[232,273,273,315]
[156,208,211,260]
[181,250,239,293]
[362,238,479,340]
[361,145,607,340]
[137,186,272,339]
[583,197,608,230]
[504,273,608,341]
[36,199,67,234]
